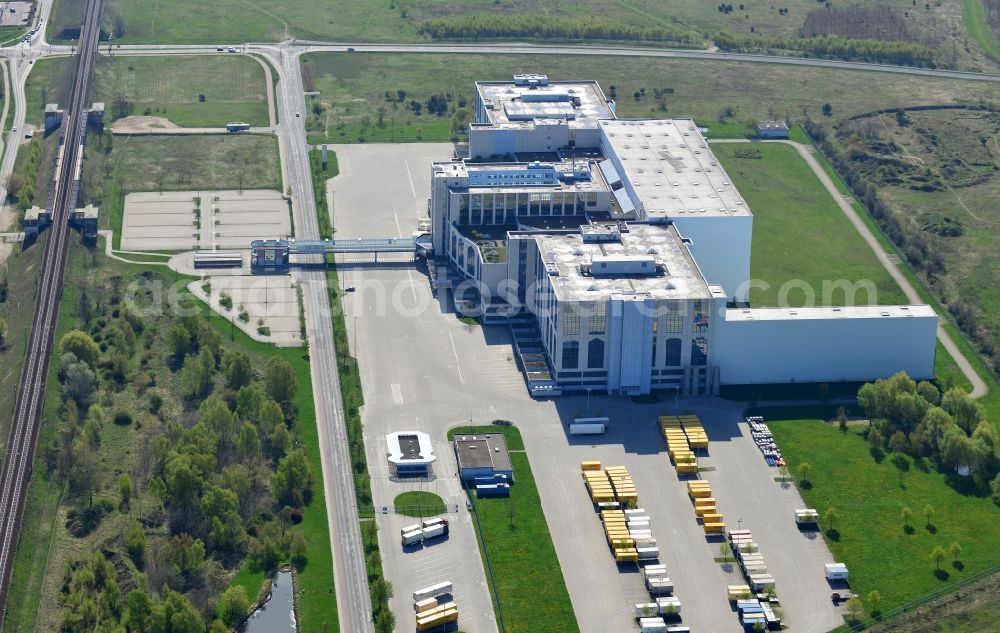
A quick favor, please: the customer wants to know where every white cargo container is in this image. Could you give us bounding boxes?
[412,581,452,602]
[656,596,682,614]
[667,627,691,633]
[625,508,647,516]
[646,577,673,594]
[638,617,668,633]
[422,523,447,541]
[749,574,775,591]
[635,603,660,618]
[637,546,660,560]
[825,563,849,581]
[795,508,819,524]
[401,529,423,546]
[570,422,606,435]
[627,515,652,523]
[642,564,668,577]
[422,517,445,529]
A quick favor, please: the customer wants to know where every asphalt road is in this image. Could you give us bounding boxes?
[256,45,375,633]
[327,143,501,633]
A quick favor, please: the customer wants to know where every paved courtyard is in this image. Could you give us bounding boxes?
[329,143,845,633]
[188,274,302,347]
[121,189,289,251]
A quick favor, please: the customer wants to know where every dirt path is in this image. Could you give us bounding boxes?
[711,138,989,399]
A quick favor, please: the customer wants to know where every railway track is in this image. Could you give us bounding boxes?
[0,0,104,622]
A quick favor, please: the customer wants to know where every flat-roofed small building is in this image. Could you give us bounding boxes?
[387,431,436,477]
[756,120,789,139]
[454,434,514,484]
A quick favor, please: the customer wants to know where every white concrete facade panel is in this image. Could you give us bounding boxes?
[713,306,938,384]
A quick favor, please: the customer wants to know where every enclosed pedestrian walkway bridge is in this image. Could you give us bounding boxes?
[249,236,432,273]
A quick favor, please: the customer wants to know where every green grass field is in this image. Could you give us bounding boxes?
[713,142,908,307]
[24,55,269,128]
[299,52,1000,145]
[768,417,1000,618]
[962,0,1000,61]
[394,491,446,517]
[446,425,577,633]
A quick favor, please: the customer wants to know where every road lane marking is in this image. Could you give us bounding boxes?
[403,158,416,196]
[447,330,465,385]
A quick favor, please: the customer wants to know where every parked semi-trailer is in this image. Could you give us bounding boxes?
[412,581,453,602]
[401,519,450,546]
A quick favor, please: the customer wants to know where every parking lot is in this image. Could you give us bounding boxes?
[122,189,288,251]
[0,2,32,26]
[329,143,844,633]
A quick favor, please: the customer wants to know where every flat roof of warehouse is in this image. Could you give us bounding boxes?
[600,119,752,219]
[476,79,615,129]
[454,434,513,471]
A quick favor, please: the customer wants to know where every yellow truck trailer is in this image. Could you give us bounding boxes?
[581,460,602,471]
[704,522,726,534]
[694,505,717,516]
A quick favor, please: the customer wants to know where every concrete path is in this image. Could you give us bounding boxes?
[710,138,989,399]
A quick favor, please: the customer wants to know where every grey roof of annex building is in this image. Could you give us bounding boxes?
[529,223,712,302]
[475,79,615,129]
[600,119,752,219]
[454,434,513,471]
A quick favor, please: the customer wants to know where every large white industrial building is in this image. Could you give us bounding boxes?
[430,75,938,396]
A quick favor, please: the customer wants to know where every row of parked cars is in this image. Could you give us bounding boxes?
[746,416,785,467]
[21,17,43,44]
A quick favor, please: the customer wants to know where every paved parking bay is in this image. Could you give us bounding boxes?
[122,189,289,251]
[328,143,844,633]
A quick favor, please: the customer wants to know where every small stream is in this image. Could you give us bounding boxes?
[239,570,297,633]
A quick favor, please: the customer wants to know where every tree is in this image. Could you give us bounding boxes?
[272,449,313,507]
[179,348,214,399]
[60,330,100,369]
[867,589,881,615]
[167,324,191,361]
[126,521,146,566]
[796,462,812,484]
[123,589,153,632]
[120,473,133,508]
[719,541,731,562]
[822,507,839,531]
[375,609,396,633]
[845,595,863,621]
[64,360,98,406]
[370,576,393,611]
[992,473,1000,506]
[264,357,298,403]
[868,426,884,451]
[822,102,833,117]
[217,585,250,628]
[930,545,946,569]
[948,541,961,562]
[0,316,8,348]
[291,532,308,569]
[900,506,912,529]
[223,350,253,390]
[201,486,248,557]
[889,430,908,455]
[923,504,934,528]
